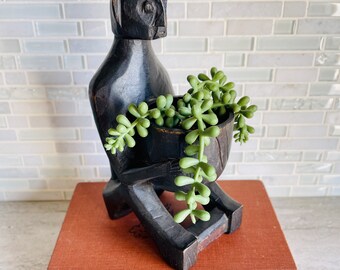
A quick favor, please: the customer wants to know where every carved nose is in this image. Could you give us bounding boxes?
[154,13,167,38]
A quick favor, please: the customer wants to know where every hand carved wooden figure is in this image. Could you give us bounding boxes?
[89,1,243,269]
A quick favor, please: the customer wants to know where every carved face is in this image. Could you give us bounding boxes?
[111,0,167,40]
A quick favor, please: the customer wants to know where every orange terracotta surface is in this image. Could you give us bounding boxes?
[48,181,296,270]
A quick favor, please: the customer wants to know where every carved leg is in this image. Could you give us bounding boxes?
[125,182,199,270]
[102,178,132,219]
[204,181,243,234]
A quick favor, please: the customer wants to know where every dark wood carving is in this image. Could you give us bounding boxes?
[89,1,242,269]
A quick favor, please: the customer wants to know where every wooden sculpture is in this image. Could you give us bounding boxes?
[89,1,242,269]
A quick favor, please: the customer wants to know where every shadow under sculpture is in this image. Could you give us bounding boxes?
[88,1,242,269]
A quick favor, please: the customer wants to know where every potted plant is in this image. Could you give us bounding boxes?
[103,67,257,225]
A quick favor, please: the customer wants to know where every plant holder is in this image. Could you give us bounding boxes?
[102,109,243,270]
[89,1,243,269]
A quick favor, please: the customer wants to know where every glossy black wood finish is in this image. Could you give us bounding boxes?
[89,1,242,269]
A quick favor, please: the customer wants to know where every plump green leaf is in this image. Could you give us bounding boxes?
[185,129,199,144]
[136,124,148,137]
[182,117,197,130]
[193,182,211,198]
[198,162,216,177]
[202,113,218,126]
[116,115,131,127]
[237,96,250,107]
[192,210,210,221]
[174,176,195,186]
[174,209,191,223]
[124,134,136,148]
[184,145,199,156]
[175,191,186,201]
[156,95,166,109]
[202,126,220,138]
[128,104,140,118]
[198,73,210,81]
[179,157,199,169]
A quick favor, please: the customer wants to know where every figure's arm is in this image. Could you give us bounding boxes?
[120,160,179,186]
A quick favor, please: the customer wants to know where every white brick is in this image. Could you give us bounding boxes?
[84,154,109,166]
[266,186,291,197]
[245,84,308,97]
[44,155,82,166]
[308,3,340,17]
[55,101,76,114]
[279,139,338,150]
[237,163,294,175]
[7,116,28,128]
[330,187,340,196]
[0,168,38,178]
[0,56,17,69]
[29,116,92,128]
[83,21,106,37]
[0,142,55,154]
[319,69,339,81]
[248,53,313,67]
[330,126,340,136]
[212,2,282,18]
[40,168,77,178]
[179,21,224,36]
[20,56,61,70]
[0,180,28,190]
[65,3,109,19]
[73,71,94,85]
[276,69,318,82]
[80,129,101,141]
[0,116,7,128]
[225,54,245,67]
[223,69,272,82]
[23,40,66,53]
[267,126,287,137]
[315,53,340,67]
[310,84,340,96]
[300,176,318,185]
[0,130,16,141]
[274,20,295,35]
[187,3,209,18]
[11,102,54,114]
[159,54,223,69]
[46,87,87,100]
[55,142,96,153]
[271,98,333,110]
[4,72,27,85]
[63,56,85,70]
[260,139,277,150]
[0,4,61,19]
[164,38,207,52]
[288,126,328,137]
[23,155,42,166]
[257,37,321,51]
[325,37,340,50]
[262,175,299,186]
[36,22,80,36]
[211,37,253,51]
[18,129,78,141]
[291,186,328,197]
[263,112,323,124]
[298,19,340,34]
[69,39,112,53]
[168,3,185,18]
[0,102,10,114]
[296,163,332,174]
[5,191,64,201]
[0,22,33,37]
[79,167,97,179]
[326,152,340,161]
[283,2,306,17]
[326,112,340,124]
[0,156,22,167]
[48,179,79,190]
[29,180,47,190]
[27,72,71,85]
[227,20,272,35]
[245,152,301,162]
[320,176,340,186]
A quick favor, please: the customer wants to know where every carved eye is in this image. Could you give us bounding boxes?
[143,1,154,13]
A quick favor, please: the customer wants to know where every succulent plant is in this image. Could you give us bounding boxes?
[105,67,257,224]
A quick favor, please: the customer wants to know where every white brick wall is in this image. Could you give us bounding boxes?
[0,0,339,200]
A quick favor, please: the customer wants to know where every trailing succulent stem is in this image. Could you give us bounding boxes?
[104,67,257,224]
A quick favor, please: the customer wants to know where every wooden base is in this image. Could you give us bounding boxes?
[48,181,296,270]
